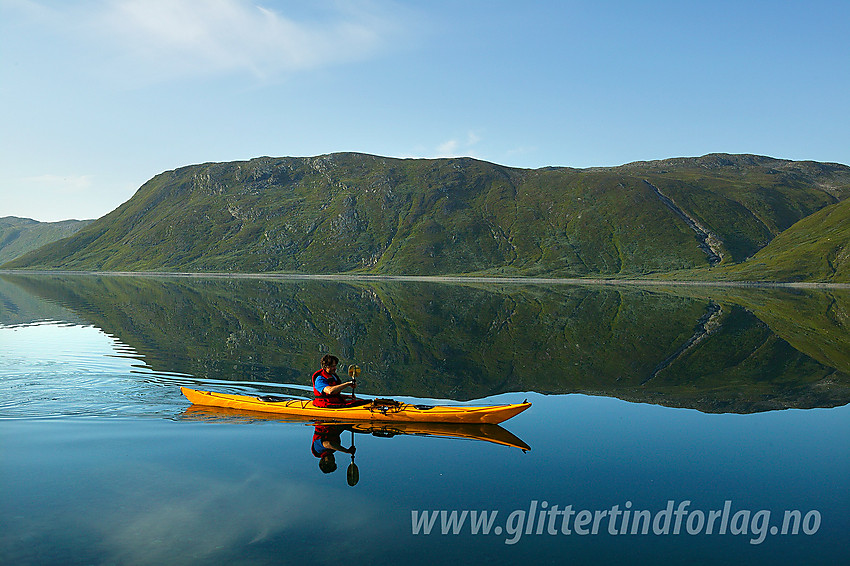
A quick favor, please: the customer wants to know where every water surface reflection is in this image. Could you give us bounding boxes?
[2,273,848,413]
[2,273,849,565]
[181,404,531,484]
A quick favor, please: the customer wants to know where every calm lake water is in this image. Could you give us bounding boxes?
[1,273,849,565]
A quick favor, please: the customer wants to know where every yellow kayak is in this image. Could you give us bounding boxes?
[181,387,531,424]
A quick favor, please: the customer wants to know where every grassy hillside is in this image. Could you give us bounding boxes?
[0,217,92,265]
[4,153,850,279]
[621,155,850,262]
[711,196,850,282]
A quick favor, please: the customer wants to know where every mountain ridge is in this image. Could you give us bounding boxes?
[4,152,850,280]
[0,216,93,265]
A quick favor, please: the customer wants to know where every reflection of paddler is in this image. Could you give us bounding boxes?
[311,424,356,474]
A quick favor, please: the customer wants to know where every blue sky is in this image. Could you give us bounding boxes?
[2,0,848,222]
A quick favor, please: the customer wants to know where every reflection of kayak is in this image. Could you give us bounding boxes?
[182,404,531,451]
[349,421,531,451]
[181,387,531,424]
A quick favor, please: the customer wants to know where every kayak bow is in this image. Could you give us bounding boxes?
[181,387,531,424]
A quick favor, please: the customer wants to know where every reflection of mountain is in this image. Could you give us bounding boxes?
[0,275,84,326]
[644,285,850,379]
[2,274,849,413]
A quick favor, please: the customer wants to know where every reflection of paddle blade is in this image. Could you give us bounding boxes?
[347,429,359,486]
[347,461,359,486]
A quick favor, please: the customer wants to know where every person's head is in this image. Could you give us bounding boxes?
[321,354,339,371]
[319,453,337,474]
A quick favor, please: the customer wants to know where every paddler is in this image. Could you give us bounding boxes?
[311,354,358,407]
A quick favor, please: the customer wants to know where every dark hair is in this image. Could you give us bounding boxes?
[319,453,337,473]
[321,354,339,369]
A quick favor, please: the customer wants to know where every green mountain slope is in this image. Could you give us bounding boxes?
[619,154,850,262]
[714,196,850,282]
[5,153,850,278]
[0,217,93,265]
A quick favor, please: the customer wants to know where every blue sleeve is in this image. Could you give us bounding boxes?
[314,374,333,394]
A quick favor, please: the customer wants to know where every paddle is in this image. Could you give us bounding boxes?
[347,364,361,398]
[345,364,361,486]
[347,429,359,487]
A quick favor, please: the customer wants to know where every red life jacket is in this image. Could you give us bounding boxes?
[312,369,345,408]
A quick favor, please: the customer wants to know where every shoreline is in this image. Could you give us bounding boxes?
[2,269,848,289]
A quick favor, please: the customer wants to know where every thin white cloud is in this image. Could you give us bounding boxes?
[8,460,391,565]
[434,130,482,158]
[10,0,405,82]
[95,0,401,79]
[436,139,459,156]
[90,465,389,565]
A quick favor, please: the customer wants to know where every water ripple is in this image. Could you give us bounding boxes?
[0,320,330,421]
[0,322,191,419]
